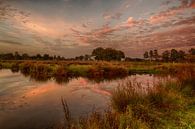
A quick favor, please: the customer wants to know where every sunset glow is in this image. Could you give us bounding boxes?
[0,0,194,57]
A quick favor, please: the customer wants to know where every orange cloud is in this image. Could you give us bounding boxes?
[149,8,183,24]
[190,0,195,8]
[149,0,195,24]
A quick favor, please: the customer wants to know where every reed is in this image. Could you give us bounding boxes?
[57,65,195,129]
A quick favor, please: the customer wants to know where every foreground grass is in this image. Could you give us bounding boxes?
[57,65,194,129]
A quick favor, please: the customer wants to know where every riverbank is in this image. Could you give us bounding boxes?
[0,60,194,129]
[58,64,195,129]
[0,61,194,82]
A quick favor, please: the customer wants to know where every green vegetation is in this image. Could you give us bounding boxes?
[58,64,195,129]
[0,61,130,82]
[0,52,194,128]
[0,60,194,82]
[144,48,195,62]
[1,48,194,62]
[0,48,194,128]
[92,47,125,61]
[0,47,125,61]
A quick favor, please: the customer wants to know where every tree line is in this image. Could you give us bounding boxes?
[0,47,125,61]
[143,48,195,62]
[0,52,65,60]
[0,48,194,62]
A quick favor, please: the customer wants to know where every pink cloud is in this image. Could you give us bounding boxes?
[149,8,183,24]
[149,0,195,24]
[190,0,195,8]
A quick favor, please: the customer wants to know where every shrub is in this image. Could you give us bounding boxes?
[11,63,20,73]
[0,63,2,69]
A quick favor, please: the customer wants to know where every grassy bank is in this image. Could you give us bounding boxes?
[0,61,194,82]
[57,64,194,129]
[0,61,129,82]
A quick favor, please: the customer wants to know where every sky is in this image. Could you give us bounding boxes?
[0,0,194,57]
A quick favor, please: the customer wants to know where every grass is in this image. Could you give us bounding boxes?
[67,65,92,77]
[56,64,195,129]
[0,60,194,128]
[0,60,194,80]
[0,60,131,82]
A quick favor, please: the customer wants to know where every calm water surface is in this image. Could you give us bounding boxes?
[0,69,172,129]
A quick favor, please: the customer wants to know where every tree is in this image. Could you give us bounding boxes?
[53,55,57,60]
[22,53,29,60]
[36,54,42,60]
[57,56,61,60]
[14,51,21,60]
[178,50,185,61]
[143,51,149,59]
[149,50,153,61]
[162,50,170,62]
[75,55,84,60]
[84,54,91,61]
[153,49,159,61]
[116,50,125,60]
[189,48,195,55]
[92,47,125,61]
[92,47,104,60]
[43,54,49,60]
[170,49,178,62]
[0,53,14,60]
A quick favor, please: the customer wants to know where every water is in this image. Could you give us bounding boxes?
[0,69,172,129]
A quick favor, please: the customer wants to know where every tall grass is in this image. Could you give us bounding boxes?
[56,64,195,129]
[110,64,195,129]
[61,98,72,129]
[59,99,120,129]
[0,61,130,83]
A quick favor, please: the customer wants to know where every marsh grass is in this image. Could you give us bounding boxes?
[57,64,195,129]
[0,61,194,128]
[0,61,130,82]
[110,66,195,129]
[0,61,194,79]
[111,80,146,112]
[61,98,72,129]
[67,65,92,77]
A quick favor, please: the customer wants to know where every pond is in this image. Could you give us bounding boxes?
[0,69,173,129]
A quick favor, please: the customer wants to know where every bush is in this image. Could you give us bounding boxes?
[0,63,2,69]
[11,63,20,73]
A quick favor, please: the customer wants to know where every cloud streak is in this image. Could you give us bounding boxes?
[0,0,194,57]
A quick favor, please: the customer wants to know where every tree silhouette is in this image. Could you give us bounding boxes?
[178,50,185,61]
[92,47,125,61]
[149,50,153,61]
[22,53,29,60]
[36,54,42,60]
[189,48,195,55]
[14,51,21,60]
[162,50,170,62]
[43,54,49,60]
[153,50,159,61]
[170,49,178,62]
[143,51,149,59]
